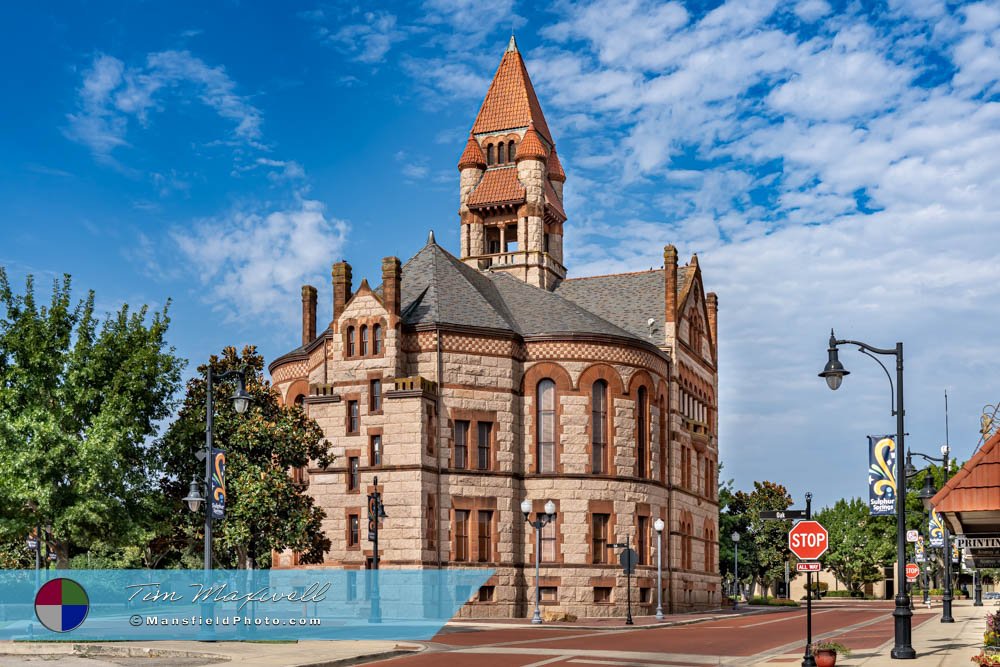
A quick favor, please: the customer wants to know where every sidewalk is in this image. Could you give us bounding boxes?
[0,639,422,667]
[751,599,989,666]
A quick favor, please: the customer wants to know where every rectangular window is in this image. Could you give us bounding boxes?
[592,513,609,564]
[348,401,359,434]
[453,420,469,469]
[478,586,495,603]
[426,406,435,454]
[348,514,359,547]
[640,587,651,604]
[369,434,382,466]
[638,516,649,565]
[370,379,381,412]
[477,510,493,563]
[347,571,357,602]
[541,519,557,562]
[594,587,612,604]
[454,510,469,561]
[591,382,607,474]
[537,380,556,473]
[426,495,436,550]
[477,421,492,470]
[540,586,557,603]
[347,456,359,491]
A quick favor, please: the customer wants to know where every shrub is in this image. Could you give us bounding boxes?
[825,590,850,597]
[813,641,851,656]
[750,596,799,607]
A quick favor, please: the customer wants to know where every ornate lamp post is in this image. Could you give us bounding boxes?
[732,531,740,611]
[819,330,914,659]
[654,517,665,620]
[909,447,954,623]
[183,365,252,571]
[521,498,556,624]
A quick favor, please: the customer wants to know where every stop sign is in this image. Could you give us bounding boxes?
[906,563,920,581]
[788,520,829,560]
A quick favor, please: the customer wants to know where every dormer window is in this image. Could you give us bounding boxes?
[508,140,516,162]
[486,143,495,165]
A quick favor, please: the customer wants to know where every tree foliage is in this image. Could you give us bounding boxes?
[0,270,183,566]
[720,479,796,596]
[158,346,333,569]
[815,497,895,593]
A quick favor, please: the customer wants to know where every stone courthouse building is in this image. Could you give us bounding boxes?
[269,37,721,617]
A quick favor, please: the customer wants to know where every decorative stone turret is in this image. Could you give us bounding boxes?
[548,145,565,202]
[706,291,718,358]
[458,134,486,258]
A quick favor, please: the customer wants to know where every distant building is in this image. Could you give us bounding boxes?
[269,37,721,617]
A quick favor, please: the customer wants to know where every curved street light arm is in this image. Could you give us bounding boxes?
[910,451,944,465]
[855,347,896,415]
[833,338,898,357]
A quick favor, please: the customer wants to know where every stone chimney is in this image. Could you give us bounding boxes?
[381,256,401,325]
[707,292,718,356]
[664,245,678,324]
[332,261,352,329]
[301,285,317,346]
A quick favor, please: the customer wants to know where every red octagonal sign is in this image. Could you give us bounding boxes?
[788,520,829,560]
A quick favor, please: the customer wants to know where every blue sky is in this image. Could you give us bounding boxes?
[2,0,999,509]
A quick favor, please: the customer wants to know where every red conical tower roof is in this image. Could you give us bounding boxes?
[516,123,547,161]
[548,145,565,182]
[471,36,554,144]
[457,133,486,170]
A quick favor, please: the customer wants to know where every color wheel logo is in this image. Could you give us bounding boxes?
[35,578,89,632]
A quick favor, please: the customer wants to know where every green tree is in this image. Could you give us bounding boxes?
[722,480,795,597]
[0,270,183,566]
[158,345,333,569]
[816,497,895,594]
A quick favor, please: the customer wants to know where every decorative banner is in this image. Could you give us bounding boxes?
[929,510,945,548]
[915,535,926,563]
[868,435,897,515]
[953,542,961,564]
[211,448,226,520]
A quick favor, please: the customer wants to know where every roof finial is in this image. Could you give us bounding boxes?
[506,34,518,53]
[428,230,436,245]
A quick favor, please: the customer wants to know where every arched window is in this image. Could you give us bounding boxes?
[347,326,356,357]
[294,394,305,407]
[508,140,516,162]
[496,141,505,164]
[360,325,369,356]
[486,143,495,165]
[373,324,383,354]
[591,380,608,474]
[637,386,648,477]
[537,379,556,473]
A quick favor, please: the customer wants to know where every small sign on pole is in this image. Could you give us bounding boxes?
[906,529,918,543]
[797,562,821,572]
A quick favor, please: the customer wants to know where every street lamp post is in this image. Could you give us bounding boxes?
[923,566,930,607]
[521,499,556,624]
[975,569,983,606]
[819,330,915,659]
[732,531,740,611]
[182,364,252,571]
[368,476,388,624]
[909,446,954,623]
[655,518,665,620]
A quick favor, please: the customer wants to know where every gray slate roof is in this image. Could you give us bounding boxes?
[554,267,692,342]
[398,242,641,341]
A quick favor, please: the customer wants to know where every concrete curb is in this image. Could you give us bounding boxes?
[448,608,773,632]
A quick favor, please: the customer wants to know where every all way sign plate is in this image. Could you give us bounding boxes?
[797,562,821,572]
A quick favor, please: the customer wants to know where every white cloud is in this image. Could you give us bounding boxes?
[172,197,349,324]
[65,50,263,161]
[793,0,831,22]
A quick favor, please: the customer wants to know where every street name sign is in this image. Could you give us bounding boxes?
[906,530,918,543]
[788,521,829,560]
[761,509,808,521]
[796,562,821,572]
[905,563,919,581]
